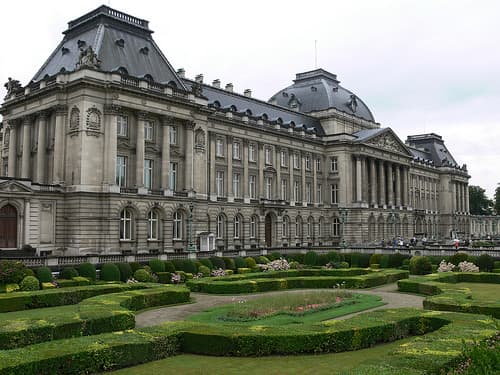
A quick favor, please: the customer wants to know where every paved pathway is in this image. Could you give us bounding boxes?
[135,282,424,328]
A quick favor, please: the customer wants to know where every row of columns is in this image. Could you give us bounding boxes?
[354,156,410,208]
[453,181,469,213]
[410,175,439,211]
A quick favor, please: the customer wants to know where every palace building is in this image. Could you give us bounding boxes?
[0,6,470,255]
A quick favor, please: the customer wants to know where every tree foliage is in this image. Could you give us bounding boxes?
[494,183,500,215]
[468,185,493,215]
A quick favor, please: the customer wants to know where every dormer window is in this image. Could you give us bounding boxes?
[61,47,70,55]
[115,39,125,47]
[143,74,154,82]
[140,46,149,55]
[77,40,86,48]
[261,113,268,121]
[116,67,128,75]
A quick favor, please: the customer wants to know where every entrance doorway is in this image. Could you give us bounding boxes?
[0,205,17,248]
[265,213,274,248]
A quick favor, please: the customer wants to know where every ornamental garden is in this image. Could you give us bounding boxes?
[0,251,498,375]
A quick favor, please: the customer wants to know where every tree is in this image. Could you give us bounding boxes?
[469,185,493,215]
[494,184,500,215]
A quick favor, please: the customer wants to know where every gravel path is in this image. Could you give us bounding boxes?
[135,282,424,328]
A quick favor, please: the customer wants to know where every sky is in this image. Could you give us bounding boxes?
[1,0,499,197]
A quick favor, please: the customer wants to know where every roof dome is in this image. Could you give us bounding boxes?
[269,69,375,122]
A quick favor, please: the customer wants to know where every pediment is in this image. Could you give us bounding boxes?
[0,180,33,193]
[364,129,412,156]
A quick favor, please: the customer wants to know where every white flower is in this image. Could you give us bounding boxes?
[437,260,455,272]
[457,261,479,272]
[265,258,290,272]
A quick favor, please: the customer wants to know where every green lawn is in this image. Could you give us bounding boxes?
[456,282,500,301]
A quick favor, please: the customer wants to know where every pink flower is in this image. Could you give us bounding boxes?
[336,296,342,303]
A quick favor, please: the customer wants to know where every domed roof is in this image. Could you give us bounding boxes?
[269,69,375,122]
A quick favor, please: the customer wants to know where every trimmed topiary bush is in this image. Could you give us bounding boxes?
[164,261,176,273]
[100,263,121,282]
[178,260,196,274]
[475,254,494,272]
[78,263,96,281]
[129,262,142,273]
[449,252,469,265]
[289,253,305,264]
[369,254,382,266]
[199,259,214,270]
[380,254,390,268]
[117,263,133,282]
[234,257,246,269]
[59,267,79,280]
[350,253,361,268]
[317,254,330,266]
[133,269,150,282]
[209,257,225,270]
[0,260,27,284]
[157,272,172,284]
[338,261,349,269]
[20,276,40,291]
[268,252,282,261]
[388,253,407,268]
[198,265,210,276]
[304,251,318,266]
[255,256,270,264]
[245,257,257,269]
[23,268,35,278]
[327,251,343,263]
[149,259,165,273]
[222,257,236,270]
[409,256,432,275]
[36,267,53,283]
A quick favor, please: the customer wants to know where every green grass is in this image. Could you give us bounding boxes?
[187,292,384,326]
[456,283,500,301]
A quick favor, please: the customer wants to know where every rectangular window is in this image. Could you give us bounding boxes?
[144,120,154,141]
[233,173,241,198]
[169,126,177,145]
[249,175,256,199]
[116,156,127,187]
[305,155,311,171]
[250,217,256,238]
[293,153,300,169]
[281,179,287,200]
[249,144,256,162]
[280,150,287,167]
[216,171,225,196]
[144,159,153,189]
[117,115,128,137]
[216,139,224,157]
[317,184,322,203]
[331,183,339,204]
[169,162,177,191]
[233,142,241,160]
[265,177,272,199]
[331,157,338,172]
[293,181,300,202]
[316,157,321,172]
[265,147,272,165]
[306,182,312,203]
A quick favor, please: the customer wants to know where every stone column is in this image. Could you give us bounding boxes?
[243,140,249,203]
[387,162,394,207]
[53,105,67,184]
[378,161,386,207]
[20,117,31,179]
[402,167,408,207]
[461,183,466,213]
[465,184,470,213]
[361,157,369,203]
[276,147,281,200]
[312,154,317,205]
[102,105,119,187]
[209,133,216,201]
[289,149,294,205]
[184,121,194,192]
[136,112,146,189]
[301,153,307,205]
[36,111,48,183]
[160,117,171,193]
[355,156,362,202]
[258,143,264,198]
[227,136,233,201]
[370,158,377,206]
[451,181,456,212]
[7,121,18,178]
[395,165,401,207]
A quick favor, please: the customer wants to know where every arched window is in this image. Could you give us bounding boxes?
[148,210,159,240]
[234,215,242,239]
[307,217,314,238]
[282,216,290,238]
[216,214,225,239]
[173,211,183,240]
[295,217,302,238]
[318,217,324,239]
[250,215,258,238]
[120,208,133,240]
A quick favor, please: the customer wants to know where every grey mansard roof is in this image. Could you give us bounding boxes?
[406,133,460,167]
[31,6,186,89]
[269,69,375,122]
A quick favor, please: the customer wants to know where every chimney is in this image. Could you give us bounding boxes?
[177,68,185,78]
[195,74,203,83]
[225,83,233,92]
[212,79,220,88]
[244,89,252,98]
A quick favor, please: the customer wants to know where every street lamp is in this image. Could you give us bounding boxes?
[187,202,196,252]
[339,208,349,248]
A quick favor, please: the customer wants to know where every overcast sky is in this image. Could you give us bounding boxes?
[1,0,499,197]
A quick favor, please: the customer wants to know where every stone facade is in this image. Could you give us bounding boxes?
[0,6,470,255]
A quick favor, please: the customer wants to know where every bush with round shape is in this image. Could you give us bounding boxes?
[199,259,214,270]
[449,252,469,266]
[171,259,184,271]
[100,263,121,281]
[164,261,176,273]
[475,254,494,272]
[36,267,53,282]
[209,257,225,270]
[380,255,390,268]
[289,253,305,264]
[198,265,210,276]
[181,260,198,274]
[350,253,361,268]
[317,254,330,266]
[0,260,27,284]
[234,257,246,269]
[78,263,97,281]
[343,253,352,266]
[59,267,78,280]
[129,262,142,273]
[255,256,270,265]
[245,257,257,268]
[117,263,133,282]
[222,257,236,270]
[289,261,299,269]
[149,259,165,273]
[338,261,349,269]
[304,251,318,266]
[388,253,407,268]
[409,256,432,275]
[369,254,382,266]
[133,269,151,282]
[23,268,35,278]
[358,253,371,268]
[20,276,40,291]
[327,251,342,263]
[268,252,282,261]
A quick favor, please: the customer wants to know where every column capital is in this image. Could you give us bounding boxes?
[103,104,122,115]
[22,115,33,125]
[38,110,50,120]
[137,111,149,120]
[184,120,196,130]
[7,118,21,128]
[161,115,175,126]
[54,104,68,115]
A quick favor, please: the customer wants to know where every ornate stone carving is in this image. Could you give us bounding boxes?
[191,81,203,96]
[367,133,407,154]
[137,111,149,120]
[86,107,101,131]
[54,104,68,115]
[0,181,32,193]
[4,77,22,99]
[76,46,101,70]
[103,104,121,114]
[69,107,80,131]
[346,94,358,113]
[195,128,206,152]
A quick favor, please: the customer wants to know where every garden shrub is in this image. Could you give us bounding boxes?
[449,252,469,265]
[237,268,251,274]
[317,254,330,266]
[117,263,133,282]
[268,252,282,261]
[255,256,270,264]
[20,276,40,291]
[289,253,305,264]
[350,253,361,267]
[244,257,257,268]
[57,277,90,288]
[388,253,407,268]
[164,261,176,273]
[170,259,182,270]
[78,263,96,281]
[42,282,56,290]
[371,264,380,269]
[23,268,35,278]
[36,267,53,283]
[199,259,214,270]
[304,251,318,266]
[198,266,210,276]
[0,260,26,284]
[59,267,79,280]
[409,256,432,275]
[225,269,234,275]
[343,253,351,266]
[100,263,121,282]
[149,259,165,273]
[222,257,236,270]
[209,257,225,269]
[327,251,342,263]
[157,272,172,284]
[369,254,382,265]
[234,257,246,269]
[359,253,371,267]
[133,269,151,282]
[494,261,500,269]
[380,254,390,268]
[338,261,349,269]
[181,260,198,274]
[475,254,494,272]
[129,262,142,273]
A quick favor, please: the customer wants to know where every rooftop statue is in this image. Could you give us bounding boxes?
[76,46,101,70]
[4,77,22,99]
